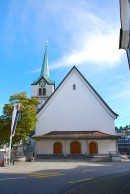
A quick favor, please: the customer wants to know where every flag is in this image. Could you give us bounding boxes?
[11,103,20,137]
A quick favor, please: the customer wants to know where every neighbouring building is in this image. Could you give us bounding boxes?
[117,135,130,154]
[32,45,119,159]
[119,0,130,68]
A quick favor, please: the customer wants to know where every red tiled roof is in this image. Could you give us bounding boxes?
[33,131,117,140]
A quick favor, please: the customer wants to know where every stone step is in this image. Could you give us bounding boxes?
[36,154,112,162]
[90,157,112,162]
[66,154,86,159]
[37,154,64,159]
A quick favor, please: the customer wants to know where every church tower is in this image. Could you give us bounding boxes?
[31,43,55,109]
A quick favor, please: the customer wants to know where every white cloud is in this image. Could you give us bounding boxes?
[50,30,124,69]
[3,0,123,71]
[45,1,124,69]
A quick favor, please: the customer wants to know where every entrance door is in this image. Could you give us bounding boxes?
[89,142,97,154]
[71,141,81,154]
[54,142,62,154]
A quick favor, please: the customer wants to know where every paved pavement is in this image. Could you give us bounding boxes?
[0,160,108,172]
[1,159,130,194]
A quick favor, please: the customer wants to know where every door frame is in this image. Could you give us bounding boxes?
[53,142,62,154]
[89,141,98,154]
[70,141,81,154]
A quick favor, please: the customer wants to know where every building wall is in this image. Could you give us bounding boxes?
[88,140,117,154]
[35,139,117,155]
[36,71,116,136]
[32,81,54,108]
[32,82,54,98]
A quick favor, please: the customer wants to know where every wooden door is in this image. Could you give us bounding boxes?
[89,142,97,154]
[54,142,62,154]
[71,142,81,154]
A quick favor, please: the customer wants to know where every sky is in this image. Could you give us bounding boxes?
[0,0,130,128]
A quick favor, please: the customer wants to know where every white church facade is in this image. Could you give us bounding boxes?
[32,45,118,159]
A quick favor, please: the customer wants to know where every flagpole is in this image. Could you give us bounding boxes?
[9,134,12,166]
[9,103,20,166]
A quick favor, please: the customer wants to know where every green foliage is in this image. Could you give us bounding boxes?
[0,92,39,145]
[115,125,130,136]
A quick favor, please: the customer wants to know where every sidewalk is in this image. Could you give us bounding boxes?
[1,159,130,173]
[0,160,112,173]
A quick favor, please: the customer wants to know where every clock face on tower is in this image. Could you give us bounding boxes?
[39,81,46,87]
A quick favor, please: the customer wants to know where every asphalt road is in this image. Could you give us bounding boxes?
[61,173,130,194]
[0,160,130,194]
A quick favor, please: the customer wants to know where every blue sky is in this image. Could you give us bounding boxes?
[0,0,130,127]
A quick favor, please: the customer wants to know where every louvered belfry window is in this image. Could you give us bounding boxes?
[43,88,46,95]
[39,88,42,95]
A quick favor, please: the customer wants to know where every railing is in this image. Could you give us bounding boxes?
[109,151,120,157]
[11,151,33,157]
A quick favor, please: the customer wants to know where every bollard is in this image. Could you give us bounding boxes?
[1,160,4,167]
[12,160,14,165]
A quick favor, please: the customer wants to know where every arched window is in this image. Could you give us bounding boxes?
[43,88,46,95]
[70,141,81,154]
[53,142,62,154]
[89,142,98,154]
[39,88,42,96]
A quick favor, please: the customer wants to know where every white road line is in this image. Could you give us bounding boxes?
[116,166,125,168]
[82,169,96,172]
[0,177,27,181]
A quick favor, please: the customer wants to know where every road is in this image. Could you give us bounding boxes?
[0,160,130,194]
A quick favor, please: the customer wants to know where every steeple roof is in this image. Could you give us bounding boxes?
[32,43,54,85]
[40,43,49,80]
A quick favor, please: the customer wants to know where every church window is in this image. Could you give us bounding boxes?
[73,84,76,90]
[43,88,46,95]
[39,88,42,95]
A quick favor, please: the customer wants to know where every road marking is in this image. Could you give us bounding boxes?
[6,171,64,179]
[29,172,61,176]
[29,173,64,178]
[8,171,61,174]
[28,172,64,178]
[0,177,27,181]
[116,166,125,168]
[8,170,38,174]
[69,178,93,184]
[82,169,96,172]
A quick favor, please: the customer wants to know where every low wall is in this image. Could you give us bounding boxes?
[112,156,121,162]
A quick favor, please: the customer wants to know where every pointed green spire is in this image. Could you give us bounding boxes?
[32,41,54,85]
[40,41,49,80]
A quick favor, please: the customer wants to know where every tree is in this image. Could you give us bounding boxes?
[0,92,39,145]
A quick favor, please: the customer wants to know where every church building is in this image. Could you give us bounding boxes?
[32,45,118,159]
